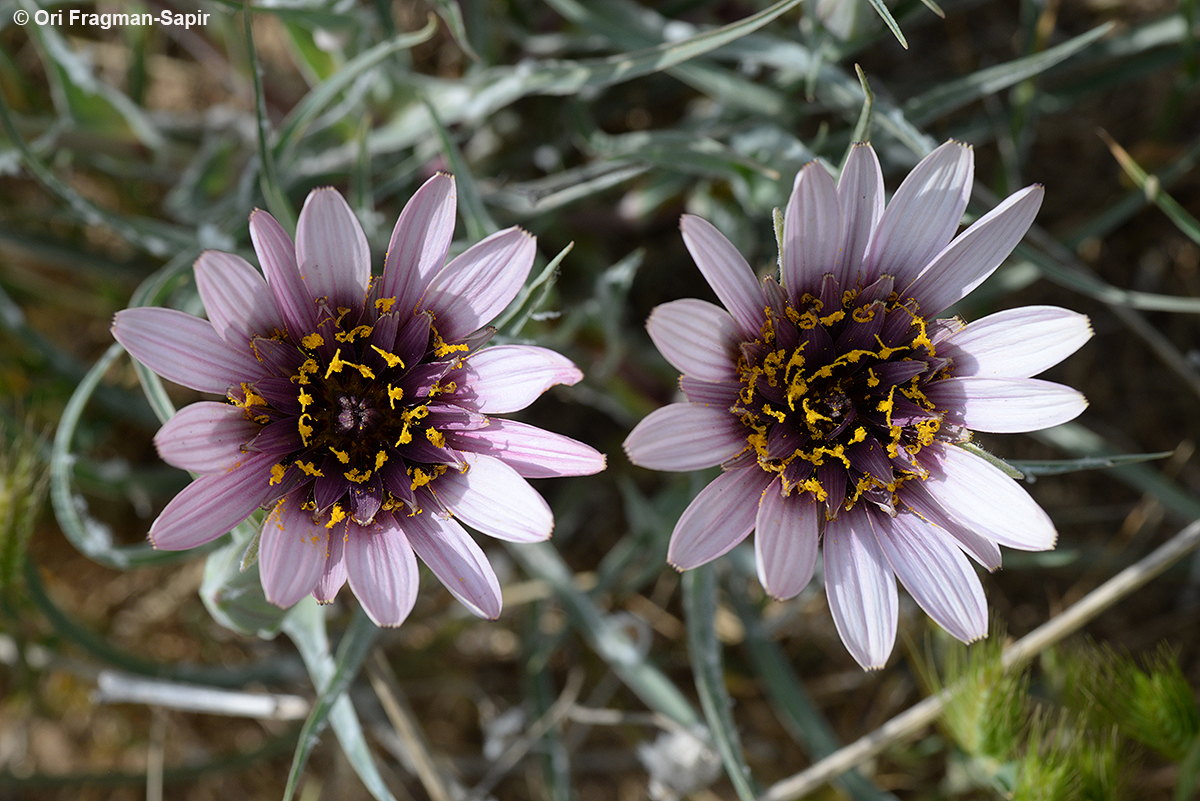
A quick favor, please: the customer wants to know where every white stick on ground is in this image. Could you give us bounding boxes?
[760,516,1200,801]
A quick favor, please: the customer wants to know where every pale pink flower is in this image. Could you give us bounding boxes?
[624,141,1091,669]
[113,176,605,627]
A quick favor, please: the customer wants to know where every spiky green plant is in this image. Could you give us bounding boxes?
[0,417,49,596]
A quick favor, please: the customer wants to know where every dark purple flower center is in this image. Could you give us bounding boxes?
[732,273,952,518]
[234,301,492,527]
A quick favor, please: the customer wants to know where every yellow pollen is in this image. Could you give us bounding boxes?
[298,414,314,445]
[296,460,323,477]
[371,346,405,369]
[432,330,469,358]
[344,467,372,483]
[292,358,319,385]
[325,349,346,378]
[301,333,324,349]
[335,324,374,343]
[270,463,287,485]
[425,427,446,448]
[325,504,346,529]
[802,398,832,426]
[409,464,447,490]
[298,389,313,410]
[375,297,396,313]
[374,451,388,470]
[330,448,349,464]
[387,384,404,409]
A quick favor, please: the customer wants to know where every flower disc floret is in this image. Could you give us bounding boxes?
[732,272,953,517]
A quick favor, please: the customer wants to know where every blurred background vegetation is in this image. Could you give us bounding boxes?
[1,0,1200,799]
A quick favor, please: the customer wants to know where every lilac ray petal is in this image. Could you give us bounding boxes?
[823,508,898,670]
[679,376,741,408]
[445,419,606,478]
[876,511,988,643]
[404,511,503,620]
[149,451,278,550]
[624,403,746,472]
[904,184,1045,316]
[462,345,582,414]
[154,402,261,474]
[379,173,457,313]
[835,143,885,287]
[295,188,372,311]
[194,251,283,344]
[112,307,264,395]
[646,299,741,383]
[344,519,420,627]
[680,214,766,340]
[667,468,770,570]
[249,209,316,335]
[940,306,1093,379]
[865,141,974,289]
[422,227,537,342]
[258,496,330,607]
[900,482,1002,571]
[313,521,347,603]
[754,478,820,600]
[435,452,553,542]
[922,443,1057,551]
[926,376,1088,433]
[783,160,842,296]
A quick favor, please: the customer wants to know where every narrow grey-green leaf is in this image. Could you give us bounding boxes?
[505,541,702,730]
[683,565,758,801]
[281,603,392,801]
[275,18,439,165]
[1009,452,1173,477]
[905,23,1113,124]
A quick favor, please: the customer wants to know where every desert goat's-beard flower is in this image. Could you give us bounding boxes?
[624,141,1091,669]
[112,176,605,627]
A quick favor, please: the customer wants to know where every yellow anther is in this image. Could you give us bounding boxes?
[802,398,832,426]
[270,463,287,485]
[336,324,374,343]
[371,346,405,369]
[296,460,323,477]
[325,349,346,378]
[301,333,324,349]
[330,448,349,464]
[325,504,346,529]
[425,428,446,448]
[298,414,314,446]
[374,451,388,470]
[375,297,396,313]
[409,464,447,490]
[866,368,880,388]
[298,389,313,410]
[387,384,404,409]
[292,358,319,385]
[344,467,372,483]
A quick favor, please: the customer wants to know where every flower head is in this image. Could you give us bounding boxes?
[113,176,605,627]
[624,141,1091,669]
